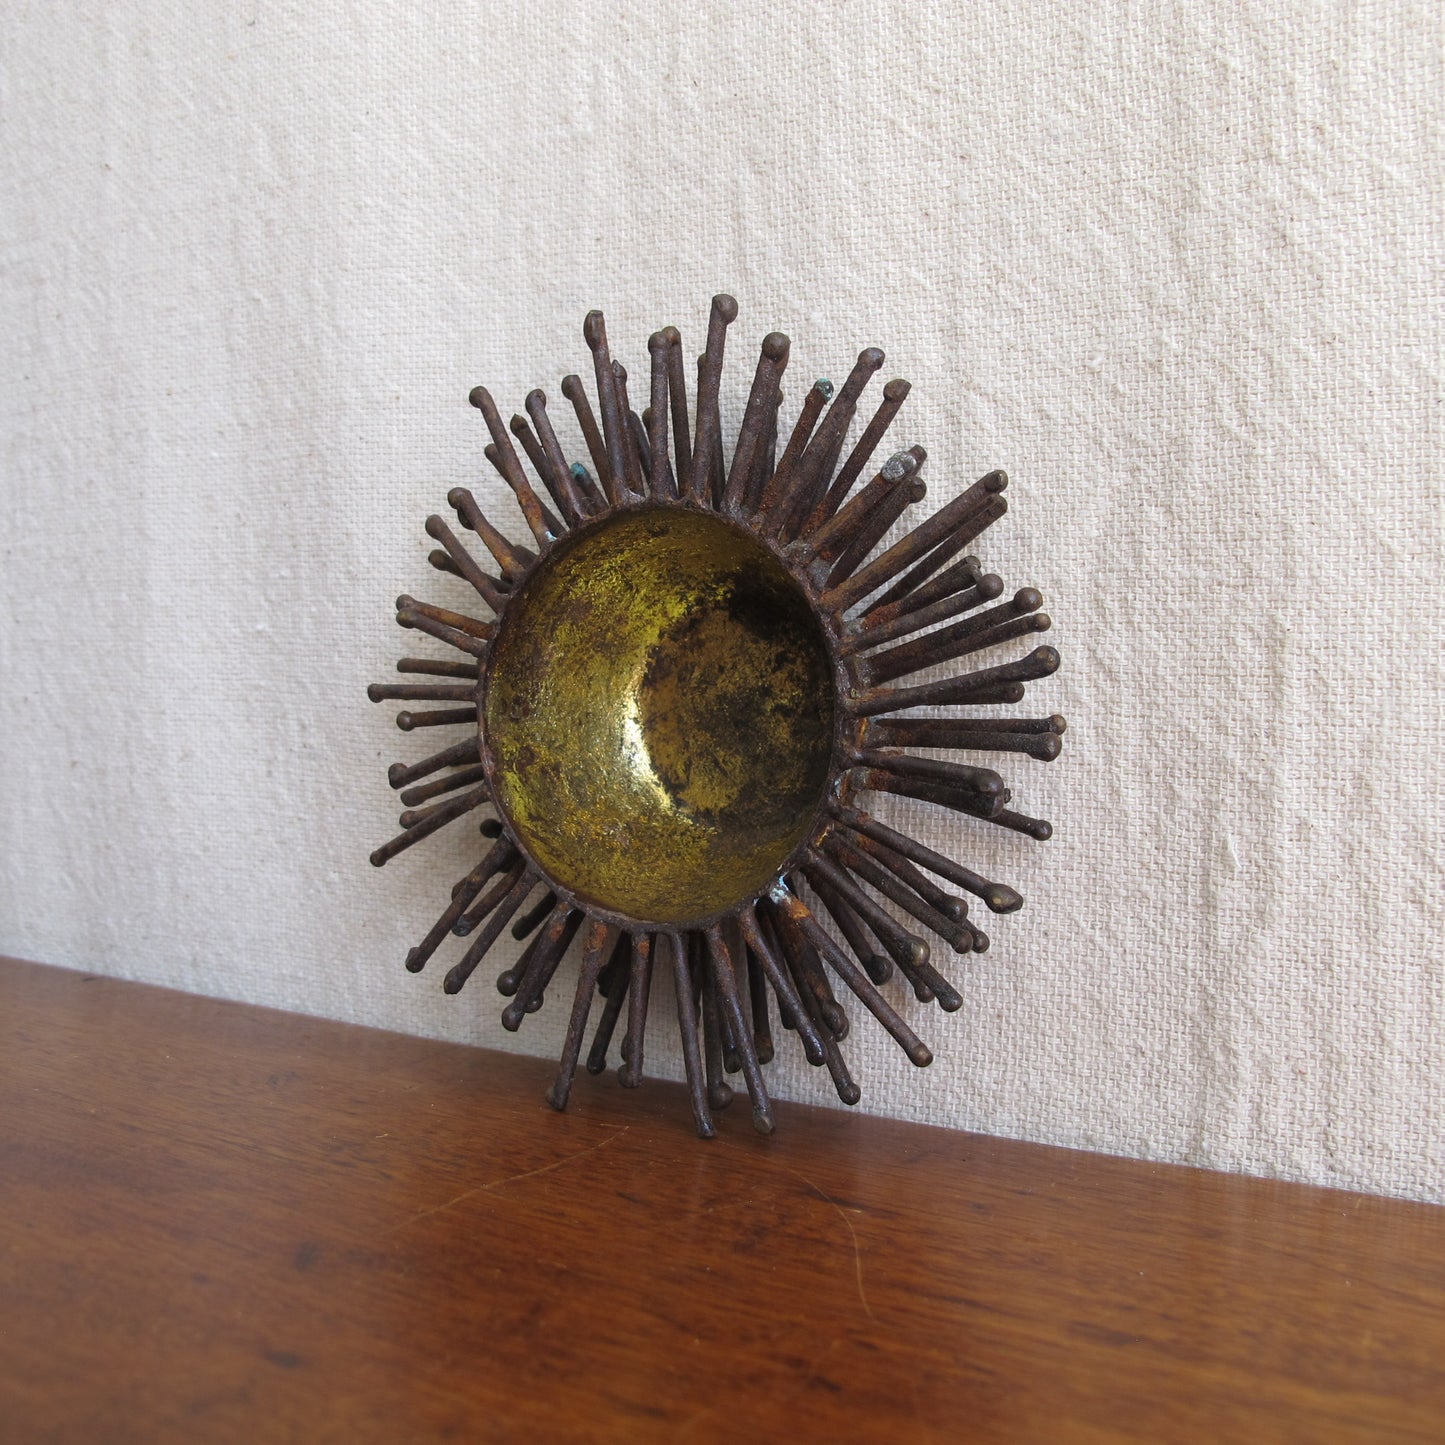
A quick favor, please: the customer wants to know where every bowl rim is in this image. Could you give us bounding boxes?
[475,492,861,933]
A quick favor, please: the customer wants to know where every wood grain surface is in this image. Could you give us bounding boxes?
[2,955,1442,1444]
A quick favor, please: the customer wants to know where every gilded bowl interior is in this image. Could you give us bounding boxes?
[483,506,837,924]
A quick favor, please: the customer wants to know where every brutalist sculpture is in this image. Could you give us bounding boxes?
[369,297,1064,1136]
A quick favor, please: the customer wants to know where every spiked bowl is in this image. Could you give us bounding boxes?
[368,296,1064,1136]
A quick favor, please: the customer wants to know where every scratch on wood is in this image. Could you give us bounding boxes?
[777,1161,875,1322]
[391,1126,629,1233]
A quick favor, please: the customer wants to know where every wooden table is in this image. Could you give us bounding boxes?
[2,956,1442,1443]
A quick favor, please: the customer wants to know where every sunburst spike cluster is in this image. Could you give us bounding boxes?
[369,295,1065,1137]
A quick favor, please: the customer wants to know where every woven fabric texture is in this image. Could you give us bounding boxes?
[2,2,1440,1200]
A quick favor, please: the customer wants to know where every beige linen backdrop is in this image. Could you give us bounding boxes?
[2,2,1440,1201]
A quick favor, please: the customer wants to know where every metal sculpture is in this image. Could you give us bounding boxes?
[369,297,1064,1136]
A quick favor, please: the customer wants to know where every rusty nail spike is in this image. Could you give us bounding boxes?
[646,333,678,501]
[586,933,633,1076]
[423,515,510,613]
[560,373,613,496]
[663,931,714,1137]
[776,346,885,542]
[371,299,1063,1134]
[395,595,492,641]
[808,376,912,530]
[689,294,738,506]
[446,487,533,581]
[582,312,634,506]
[826,466,929,586]
[387,735,481,791]
[849,646,1062,716]
[397,764,490,808]
[619,932,654,1087]
[453,857,526,937]
[547,919,615,1111]
[471,387,564,546]
[510,889,558,941]
[725,331,790,512]
[396,657,480,681]
[613,360,651,493]
[524,389,596,523]
[843,570,1002,653]
[863,589,1047,684]
[802,450,918,565]
[759,378,833,531]
[823,470,1009,614]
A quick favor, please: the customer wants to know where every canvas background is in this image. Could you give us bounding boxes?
[2,1,1441,1200]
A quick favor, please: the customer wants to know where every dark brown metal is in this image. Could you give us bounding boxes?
[841,570,1003,654]
[758,378,832,532]
[706,926,775,1134]
[619,931,653,1087]
[582,312,636,505]
[453,856,526,939]
[371,299,1063,1135]
[863,497,1007,616]
[546,919,615,1112]
[368,683,476,706]
[685,295,735,506]
[807,376,911,530]
[397,786,490,832]
[396,596,493,639]
[500,907,584,1029]
[424,515,510,613]
[658,328,691,498]
[397,764,490,808]
[849,645,1061,716]
[829,802,1026,914]
[660,930,713,1137]
[446,487,533,582]
[823,829,973,956]
[802,450,918,566]
[822,470,1009,614]
[393,706,478,732]
[737,903,826,1067]
[396,656,480,681]
[863,589,1048,685]
[445,867,537,994]
[725,332,791,513]
[826,466,928,587]
[510,890,557,941]
[774,887,933,1068]
[504,414,573,532]
[807,872,894,986]
[645,333,678,501]
[394,606,488,659]
[746,387,783,511]
[765,894,860,1105]
[770,886,848,1040]
[369,785,488,868]
[776,347,885,542]
[470,387,564,547]
[458,859,524,911]
[559,373,613,498]
[402,848,511,978]
[744,947,774,1064]
[865,716,1065,760]
[386,735,480,790]
[801,849,929,976]
[585,932,633,1076]
[524,389,596,524]
[611,361,646,487]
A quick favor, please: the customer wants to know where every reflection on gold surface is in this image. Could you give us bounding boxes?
[484,507,836,923]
